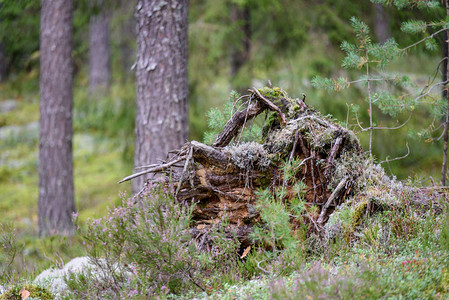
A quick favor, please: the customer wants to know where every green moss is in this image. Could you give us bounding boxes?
[350,200,368,229]
[258,86,288,99]
[0,284,54,300]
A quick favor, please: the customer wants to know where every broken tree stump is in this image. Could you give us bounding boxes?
[120,86,366,249]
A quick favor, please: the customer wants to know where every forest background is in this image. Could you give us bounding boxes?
[0,0,448,294]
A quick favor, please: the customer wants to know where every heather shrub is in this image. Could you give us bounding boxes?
[0,224,23,284]
[74,183,243,298]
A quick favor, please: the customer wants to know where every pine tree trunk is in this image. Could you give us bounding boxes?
[119,1,136,81]
[0,3,6,82]
[373,3,390,44]
[442,1,449,186]
[0,42,5,82]
[133,0,189,193]
[229,3,251,95]
[39,0,76,236]
[89,12,110,95]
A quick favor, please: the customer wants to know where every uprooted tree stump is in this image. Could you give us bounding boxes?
[119,86,443,251]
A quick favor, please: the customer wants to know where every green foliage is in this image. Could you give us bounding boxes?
[371,0,440,9]
[204,90,262,145]
[0,284,54,300]
[0,1,40,76]
[73,83,136,162]
[401,20,428,34]
[204,186,449,299]
[440,201,449,252]
[312,15,424,157]
[248,158,309,276]
[203,92,236,144]
[77,184,243,297]
[0,224,23,284]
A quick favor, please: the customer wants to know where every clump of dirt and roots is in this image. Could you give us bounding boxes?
[120,86,445,252]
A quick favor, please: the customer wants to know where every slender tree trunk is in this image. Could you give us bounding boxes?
[0,42,5,82]
[89,12,110,95]
[119,1,136,81]
[0,3,6,82]
[39,0,76,236]
[442,0,449,186]
[229,3,251,95]
[373,3,390,44]
[133,0,189,193]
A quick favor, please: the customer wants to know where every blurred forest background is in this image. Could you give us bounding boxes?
[0,0,448,278]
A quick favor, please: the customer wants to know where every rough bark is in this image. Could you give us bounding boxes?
[133,0,189,193]
[442,0,449,186]
[0,41,5,82]
[39,0,76,236]
[229,3,251,95]
[89,11,111,95]
[119,11,136,80]
[0,3,6,82]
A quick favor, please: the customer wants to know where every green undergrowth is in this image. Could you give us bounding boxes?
[0,77,133,284]
[0,283,53,300]
[185,198,449,300]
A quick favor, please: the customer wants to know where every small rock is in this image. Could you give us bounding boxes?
[34,256,133,299]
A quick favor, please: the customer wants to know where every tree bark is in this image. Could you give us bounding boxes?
[373,3,390,44]
[39,0,76,236]
[133,0,189,193]
[119,1,136,81]
[442,0,449,186]
[0,41,5,82]
[229,3,251,95]
[0,3,6,82]
[89,11,110,95]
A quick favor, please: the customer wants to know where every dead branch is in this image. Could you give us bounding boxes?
[118,157,186,184]
[317,176,349,225]
[250,87,287,125]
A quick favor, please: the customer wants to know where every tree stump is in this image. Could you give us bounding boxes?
[120,87,366,249]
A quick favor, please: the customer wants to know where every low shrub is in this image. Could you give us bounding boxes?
[75,183,243,298]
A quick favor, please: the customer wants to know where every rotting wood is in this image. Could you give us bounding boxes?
[119,86,367,249]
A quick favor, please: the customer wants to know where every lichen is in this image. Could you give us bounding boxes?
[227,142,271,171]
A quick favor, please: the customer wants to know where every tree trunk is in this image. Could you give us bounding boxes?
[373,3,390,44]
[0,3,6,82]
[133,0,189,193]
[229,3,251,95]
[39,0,76,236]
[0,41,5,82]
[89,11,110,95]
[119,1,136,81]
[442,1,449,186]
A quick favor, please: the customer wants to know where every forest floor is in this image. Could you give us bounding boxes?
[1,79,449,299]
[0,81,133,280]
